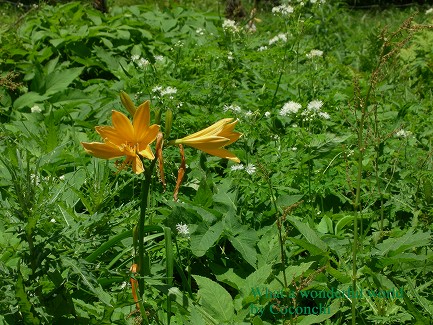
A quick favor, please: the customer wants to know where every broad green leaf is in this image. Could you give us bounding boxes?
[190,221,224,257]
[276,194,303,209]
[63,258,113,307]
[334,215,354,235]
[286,215,328,254]
[13,92,50,109]
[193,275,235,323]
[257,225,280,268]
[372,230,430,257]
[44,67,84,96]
[297,299,340,325]
[229,229,258,268]
[16,266,40,324]
[240,264,273,298]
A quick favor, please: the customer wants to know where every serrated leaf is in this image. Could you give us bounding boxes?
[13,92,50,109]
[228,229,258,268]
[372,230,430,257]
[44,67,84,96]
[193,275,235,323]
[191,221,224,257]
[276,194,303,209]
[287,215,328,254]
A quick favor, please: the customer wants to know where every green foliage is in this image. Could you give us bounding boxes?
[0,1,433,324]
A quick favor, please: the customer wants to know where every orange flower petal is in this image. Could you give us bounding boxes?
[138,124,160,150]
[95,126,124,146]
[138,145,155,160]
[133,101,151,140]
[111,110,134,141]
[81,142,123,159]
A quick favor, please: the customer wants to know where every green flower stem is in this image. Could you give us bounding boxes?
[138,157,157,296]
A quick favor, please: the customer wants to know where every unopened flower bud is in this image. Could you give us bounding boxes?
[120,91,136,116]
[165,109,173,139]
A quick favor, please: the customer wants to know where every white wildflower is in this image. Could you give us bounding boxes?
[227,51,234,60]
[223,104,241,113]
[307,100,323,112]
[258,46,268,52]
[154,55,164,61]
[318,111,330,120]
[160,86,177,96]
[196,28,205,35]
[245,164,256,175]
[131,54,140,62]
[222,19,239,33]
[269,33,288,45]
[264,111,271,118]
[137,58,150,68]
[426,8,433,14]
[395,129,412,138]
[231,164,244,171]
[280,101,302,116]
[31,105,42,113]
[306,49,324,59]
[176,223,190,237]
[245,110,253,117]
[50,218,56,223]
[152,86,163,93]
[271,4,294,16]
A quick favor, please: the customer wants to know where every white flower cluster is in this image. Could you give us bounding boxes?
[222,19,240,33]
[176,223,190,237]
[426,8,433,14]
[31,105,42,113]
[223,104,242,114]
[280,101,302,116]
[196,28,205,36]
[258,46,268,52]
[279,100,330,121]
[302,100,330,120]
[306,49,323,59]
[269,33,288,45]
[395,129,412,138]
[131,55,150,68]
[230,163,256,174]
[152,86,177,99]
[271,4,294,16]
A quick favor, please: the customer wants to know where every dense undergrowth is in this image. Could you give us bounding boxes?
[1,0,433,324]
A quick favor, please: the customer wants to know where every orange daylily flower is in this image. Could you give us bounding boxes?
[172,118,241,163]
[81,101,160,174]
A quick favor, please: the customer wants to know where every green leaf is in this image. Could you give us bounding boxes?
[63,258,113,307]
[193,275,235,323]
[372,230,430,257]
[191,221,224,257]
[297,299,340,325]
[257,225,280,268]
[334,215,354,235]
[13,92,50,109]
[16,266,40,324]
[228,229,258,268]
[44,67,84,96]
[286,215,328,254]
[276,194,303,209]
